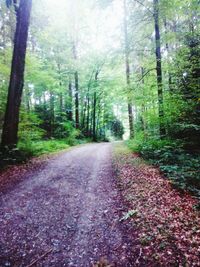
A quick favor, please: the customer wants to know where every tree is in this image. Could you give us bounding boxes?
[1,0,32,147]
[153,0,166,137]
[123,0,134,138]
[0,0,199,155]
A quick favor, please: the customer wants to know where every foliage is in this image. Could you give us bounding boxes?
[18,139,70,157]
[127,137,200,195]
[0,139,70,168]
[110,118,124,140]
[0,0,199,181]
[0,0,126,153]
[19,111,45,142]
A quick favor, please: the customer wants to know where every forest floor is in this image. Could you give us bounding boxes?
[0,142,200,267]
[113,142,200,267]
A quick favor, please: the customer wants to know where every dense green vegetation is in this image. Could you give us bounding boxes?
[0,0,126,165]
[123,0,200,195]
[0,0,199,191]
[127,138,200,195]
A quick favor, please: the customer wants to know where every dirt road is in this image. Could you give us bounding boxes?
[0,143,136,267]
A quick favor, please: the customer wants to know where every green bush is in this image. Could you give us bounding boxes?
[127,137,200,196]
[18,139,70,157]
[18,114,81,157]
[19,111,45,142]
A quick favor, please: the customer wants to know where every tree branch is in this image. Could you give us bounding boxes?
[136,68,156,82]
[132,0,153,15]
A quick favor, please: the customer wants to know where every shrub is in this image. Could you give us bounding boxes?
[19,111,45,143]
[127,137,200,196]
[18,139,70,157]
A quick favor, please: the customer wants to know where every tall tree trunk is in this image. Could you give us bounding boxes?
[93,91,97,141]
[67,78,73,121]
[72,38,79,129]
[74,71,79,129]
[86,94,90,137]
[92,71,99,141]
[59,92,63,113]
[141,67,147,134]
[86,73,93,137]
[96,98,102,139]
[50,91,55,137]
[153,0,166,137]
[1,0,32,147]
[82,99,87,130]
[123,0,134,138]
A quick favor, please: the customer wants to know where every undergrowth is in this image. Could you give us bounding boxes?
[18,139,70,157]
[0,138,91,169]
[127,137,200,198]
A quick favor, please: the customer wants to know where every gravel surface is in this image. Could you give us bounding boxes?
[0,143,136,267]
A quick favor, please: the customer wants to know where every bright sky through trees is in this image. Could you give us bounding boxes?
[40,0,123,53]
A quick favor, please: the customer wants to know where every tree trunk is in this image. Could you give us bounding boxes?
[72,37,79,129]
[123,0,134,138]
[141,67,147,134]
[67,78,73,121]
[153,0,166,137]
[86,73,93,137]
[59,92,63,113]
[96,98,102,139]
[93,92,97,141]
[74,71,79,129]
[82,99,87,130]
[86,94,90,137]
[1,0,32,147]
[50,91,54,137]
[92,71,99,141]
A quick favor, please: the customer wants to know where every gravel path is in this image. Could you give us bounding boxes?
[0,143,136,267]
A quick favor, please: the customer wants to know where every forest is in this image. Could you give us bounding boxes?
[0,0,199,192]
[0,0,200,266]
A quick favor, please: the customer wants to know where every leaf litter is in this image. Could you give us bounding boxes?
[113,143,200,266]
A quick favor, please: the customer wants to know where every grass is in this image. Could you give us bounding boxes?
[18,137,92,157]
[0,138,91,169]
[18,139,71,157]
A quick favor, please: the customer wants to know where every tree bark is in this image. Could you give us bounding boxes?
[141,67,147,134]
[92,71,99,141]
[96,98,102,139]
[67,78,73,121]
[72,38,79,129]
[59,93,63,113]
[86,94,90,136]
[93,91,97,141]
[123,0,134,138]
[1,0,32,147]
[153,0,166,137]
[50,91,55,137]
[74,71,79,129]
